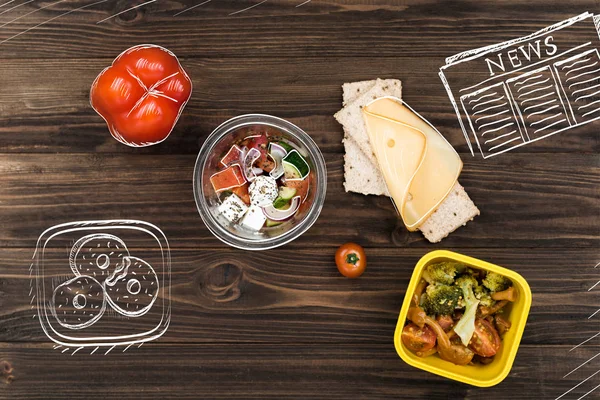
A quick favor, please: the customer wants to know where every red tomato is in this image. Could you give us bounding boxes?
[112,95,179,145]
[221,145,243,167]
[90,45,192,147]
[210,165,246,193]
[232,183,250,205]
[401,323,437,353]
[469,318,501,357]
[245,134,270,167]
[335,243,366,278]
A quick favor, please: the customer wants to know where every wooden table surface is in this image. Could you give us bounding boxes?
[0,1,599,399]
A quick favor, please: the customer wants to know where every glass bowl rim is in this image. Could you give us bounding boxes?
[193,113,327,250]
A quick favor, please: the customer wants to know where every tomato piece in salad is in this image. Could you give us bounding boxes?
[221,145,243,166]
[231,183,251,205]
[256,155,275,173]
[245,134,271,170]
[401,323,437,353]
[468,318,501,357]
[210,164,246,193]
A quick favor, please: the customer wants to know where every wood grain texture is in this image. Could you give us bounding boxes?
[0,153,596,248]
[0,343,598,399]
[0,248,598,345]
[0,0,597,59]
[0,58,597,154]
[0,1,599,399]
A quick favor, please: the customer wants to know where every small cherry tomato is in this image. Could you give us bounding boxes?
[469,318,501,357]
[335,243,366,278]
[401,323,437,353]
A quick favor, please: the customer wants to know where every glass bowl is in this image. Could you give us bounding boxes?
[193,114,327,250]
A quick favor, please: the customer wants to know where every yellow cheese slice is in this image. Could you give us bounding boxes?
[362,97,462,230]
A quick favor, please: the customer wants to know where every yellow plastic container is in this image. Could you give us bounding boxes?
[394,250,532,387]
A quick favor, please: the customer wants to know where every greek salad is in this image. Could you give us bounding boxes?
[209,131,311,231]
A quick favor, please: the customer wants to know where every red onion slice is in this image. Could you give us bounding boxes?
[242,147,262,182]
[262,196,301,221]
[268,143,287,179]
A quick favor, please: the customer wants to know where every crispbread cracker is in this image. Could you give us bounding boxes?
[418,182,480,243]
[339,79,401,195]
[335,78,403,164]
[336,78,479,243]
[343,134,389,196]
[342,80,377,107]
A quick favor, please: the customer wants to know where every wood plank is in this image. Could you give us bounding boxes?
[0,58,597,154]
[0,343,598,399]
[0,153,596,249]
[1,248,598,345]
[0,1,597,59]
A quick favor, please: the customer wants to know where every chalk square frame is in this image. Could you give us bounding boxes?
[33,220,171,348]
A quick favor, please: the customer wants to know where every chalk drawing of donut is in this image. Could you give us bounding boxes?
[51,275,106,330]
[105,256,159,317]
[69,234,130,282]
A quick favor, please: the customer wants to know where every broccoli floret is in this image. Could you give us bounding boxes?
[453,274,481,346]
[474,285,496,307]
[456,274,478,290]
[482,272,511,293]
[422,262,464,285]
[422,284,463,316]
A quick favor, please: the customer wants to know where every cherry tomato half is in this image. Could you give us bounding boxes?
[401,323,437,353]
[469,318,501,357]
[335,243,366,278]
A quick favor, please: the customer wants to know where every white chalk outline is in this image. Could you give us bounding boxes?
[556,370,600,399]
[96,0,157,24]
[173,0,211,17]
[229,0,267,16]
[0,0,17,8]
[50,275,107,330]
[0,0,33,17]
[104,256,160,318]
[563,352,600,378]
[440,12,600,158]
[0,0,69,29]
[553,48,600,125]
[31,220,171,350]
[556,260,600,399]
[68,233,130,280]
[89,44,193,148]
[0,0,112,45]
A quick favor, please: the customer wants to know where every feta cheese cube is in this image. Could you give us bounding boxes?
[218,193,248,223]
[240,205,267,231]
[249,175,278,207]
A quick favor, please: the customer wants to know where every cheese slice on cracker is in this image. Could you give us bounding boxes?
[335,79,479,243]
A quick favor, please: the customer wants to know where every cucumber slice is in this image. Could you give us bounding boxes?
[278,186,297,201]
[282,150,310,179]
[272,197,288,209]
[277,141,294,153]
[265,218,282,227]
[283,163,301,179]
[272,187,297,209]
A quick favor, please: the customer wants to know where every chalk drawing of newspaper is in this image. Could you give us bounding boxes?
[460,82,525,155]
[506,66,571,141]
[440,12,600,158]
[554,49,600,123]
